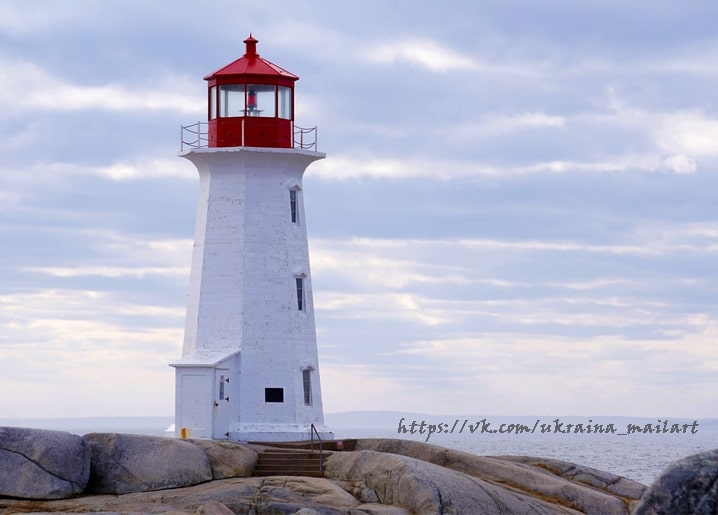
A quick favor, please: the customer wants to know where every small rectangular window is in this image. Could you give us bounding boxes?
[296,277,304,311]
[289,189,298,223]
[302,369,312,405]
[209,86,217,120]
[265,387,284,403]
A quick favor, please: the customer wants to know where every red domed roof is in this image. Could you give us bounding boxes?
[204,34,299,82]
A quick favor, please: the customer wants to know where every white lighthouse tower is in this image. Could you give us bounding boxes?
[171,35,332,442]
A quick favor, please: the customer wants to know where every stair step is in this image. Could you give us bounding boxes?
[252,448,327,478]
[255,464,320,471]
[254,470,323,478]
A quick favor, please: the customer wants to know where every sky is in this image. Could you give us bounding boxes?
[1,0,717,420]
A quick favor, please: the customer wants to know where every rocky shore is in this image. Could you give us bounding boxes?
[0,426,715,514]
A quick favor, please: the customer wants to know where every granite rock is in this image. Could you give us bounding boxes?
[189,439,258,479]
[0,430,655,514]
[195,499,237,514]
[325,449,580,514]
[0,427,90,500]
[0,476,362,514]
[84,432,213,494]
[633,448,718,515]
[351,438,644,514]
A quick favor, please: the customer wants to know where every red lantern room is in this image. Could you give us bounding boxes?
[204,35,299,148]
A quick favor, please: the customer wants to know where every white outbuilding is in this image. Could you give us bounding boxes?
[170,35,332,442]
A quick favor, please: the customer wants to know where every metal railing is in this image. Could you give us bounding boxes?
[294,125,318,150]
[180,121,318,151]
[180,121,209,150]
[310,423,324,475]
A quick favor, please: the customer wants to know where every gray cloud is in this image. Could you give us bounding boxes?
[0,0,716,418]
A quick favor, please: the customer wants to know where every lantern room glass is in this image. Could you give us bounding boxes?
[209,86,217,119]
[247,84,276,117]
[214,83,291,119]
[278,86,292,120]
[219,85,245,117]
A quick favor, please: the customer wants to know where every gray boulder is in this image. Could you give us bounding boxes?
[0,476,362,514]
[0,426,90,500]
[189,439,258,479]
[353,438,643,514]
[84,433,212,494]
[325,450,579,514]
[498,455,646,500]
[633,448,718,514]
[195,500,235,514]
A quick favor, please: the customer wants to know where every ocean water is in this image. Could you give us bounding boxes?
[2,414,716,486]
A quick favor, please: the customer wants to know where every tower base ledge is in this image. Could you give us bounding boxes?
[228,422,333,443]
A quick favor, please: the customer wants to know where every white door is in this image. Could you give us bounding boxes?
[213,368,231,439]
[180,373,212,439]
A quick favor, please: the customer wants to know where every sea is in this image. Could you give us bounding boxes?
[2,412,716,486]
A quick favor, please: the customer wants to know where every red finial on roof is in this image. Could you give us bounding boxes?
[244,34,258,58]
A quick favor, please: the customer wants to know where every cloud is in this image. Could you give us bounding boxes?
[1,158,196,183]
[308,151,700,181]
[366,38,477,72]
[590,96,718,172]
[2,0,717,422]
[23,265,188,279]
[662,154,697,174]
[310,234,718,348]
[9,231,193,277]
[0,3,73,35]
[654,111,718,157]
[480,112,566,134]
[309,96,718,180]
[362,329,718,416]
[90,159,197,181]
[320,331,718,417]
[0,57,202,115]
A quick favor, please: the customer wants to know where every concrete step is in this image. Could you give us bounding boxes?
[253,440,349,452]
[252,448,327,478]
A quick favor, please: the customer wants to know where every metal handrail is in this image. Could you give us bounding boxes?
[180,121,318,151]
[310,423,324,475]
[180,121,209,150]
[294,125,318,150]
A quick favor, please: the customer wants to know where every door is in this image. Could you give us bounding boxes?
[180,373,212,439]
[213,368,231,439]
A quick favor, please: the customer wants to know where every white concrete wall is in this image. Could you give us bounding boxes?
[177,147,331,441]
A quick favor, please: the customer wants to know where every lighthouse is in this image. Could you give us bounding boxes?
[170,35,332,442]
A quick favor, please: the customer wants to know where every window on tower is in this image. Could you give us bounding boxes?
[289,189,298,224]
[265,388,284,403]
[302,369,312,406]
[296,277,305,311]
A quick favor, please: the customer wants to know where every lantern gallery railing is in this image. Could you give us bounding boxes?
[294,125,318,151]
[180,121,318,151]
[180,121,210,150]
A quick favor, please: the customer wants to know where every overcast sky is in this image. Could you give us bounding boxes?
[1,0,717,420]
